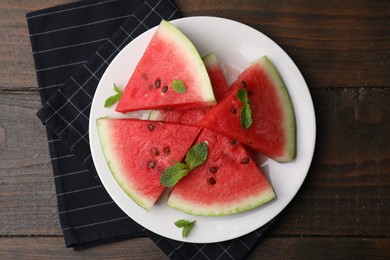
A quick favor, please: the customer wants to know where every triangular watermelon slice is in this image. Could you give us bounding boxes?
[96,118,202,211]
[167,128,276,216]
[200,56,296,162]
[148,52,229,125]
[116,20,216,113]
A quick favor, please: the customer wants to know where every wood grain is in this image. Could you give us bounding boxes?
[1,0,389,91]
[0,237,389,259]
[248,237,390,259]
[0,237,168,260]
[0,94,60,235]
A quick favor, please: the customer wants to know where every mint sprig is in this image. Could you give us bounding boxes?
[185,142,208,170]
[236,86,253,130]
[171,80,187,93]
[174,219,196,238]
[104,83,122,107]
[160,142,208,187]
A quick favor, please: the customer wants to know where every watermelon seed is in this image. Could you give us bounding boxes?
[162,86,168,93]
[208,177,216,185]
[164,146,170,154]
[147,124,155,131]
[148,83,153,90]
[151,148,159,156]
[155,79,161,88]
[148,161,156,169]
[241,80,247,88]
[232,107,238,114]
[241,158,250,164]
[230,139,238,145]
[209,166,218,173]
[248,91,253,96]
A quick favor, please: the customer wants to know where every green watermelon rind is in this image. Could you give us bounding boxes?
[147,109,162,121]
[96,118,154,211]
[202,52,218,67]
[257,56,296,162]
[166,186,276,216]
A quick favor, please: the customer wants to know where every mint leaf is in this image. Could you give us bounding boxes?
[171,80,187,93]
[104,84,123,107]
[160,142,208,187]
[160,162,189,187]
[185,142,208,170]
[113,83,121,94]
[104,95,121,107]
[236,88,249,103]
[236,87,253,130]
[240,103,253,129]
[174,219,196,238]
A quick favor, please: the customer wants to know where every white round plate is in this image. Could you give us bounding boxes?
[89,16,316,243]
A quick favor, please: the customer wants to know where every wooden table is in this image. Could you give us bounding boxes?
[1,1,389,259]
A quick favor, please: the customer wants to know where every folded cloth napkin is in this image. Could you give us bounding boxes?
[27,0,278,258]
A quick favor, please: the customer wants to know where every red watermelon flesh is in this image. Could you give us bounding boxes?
[116,20,216,113]
[167,128,276,216]
[203,52,230,102]
[200,56,296,162]
[148,52,229,125]
[96,118,202,211]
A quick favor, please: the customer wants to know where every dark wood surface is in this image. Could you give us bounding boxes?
[1,0,389,259]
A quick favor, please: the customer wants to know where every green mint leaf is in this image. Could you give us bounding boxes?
[171,80,187,93]
[174,219,196,238]
[236,88,253,130]
[185,142,208,170]
[104,84,123,107]
[113,83,122,94]
[161,142,208,188]
[240,103,253,130]
[236,88,249,103]
[104,94,121,107]
[160,162,189,187]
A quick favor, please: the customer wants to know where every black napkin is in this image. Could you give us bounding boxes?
[27,0,277,258]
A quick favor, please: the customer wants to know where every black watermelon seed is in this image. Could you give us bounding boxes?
[164,146,170,154]
[232,107,238,114]
[147,124,155,131]
[162,86,168,93]
[241,158,250,164]
[209,166,218,173]
[151,148,159,156]
[208,177,216,185]
[155,79,161,88]
[230,139,238,145]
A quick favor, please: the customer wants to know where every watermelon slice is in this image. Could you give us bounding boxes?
[200,56,296,162]
[167,128,276,216]
[116,20,216,113]
[96,118,202,211]
[148,52,229,125]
